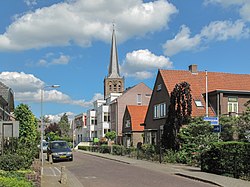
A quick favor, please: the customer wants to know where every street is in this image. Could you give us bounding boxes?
[42,151,216,187]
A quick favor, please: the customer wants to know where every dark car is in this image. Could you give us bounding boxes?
[47,141,73,162]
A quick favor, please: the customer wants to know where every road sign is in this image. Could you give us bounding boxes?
[210,121,219,125]
[203,116,219,125]
[213,125,221,133]
[203,117,218,121]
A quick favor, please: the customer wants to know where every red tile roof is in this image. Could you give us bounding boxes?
[127,105,148,131]
[159,69,250,117]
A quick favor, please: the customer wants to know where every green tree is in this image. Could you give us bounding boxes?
[58,113,70,138]
[105,131,116,141]
[162,82,192,150]
[219,115,236,141]
[14,104,39,168]
[44,122,61,138]
[237,101,250,142]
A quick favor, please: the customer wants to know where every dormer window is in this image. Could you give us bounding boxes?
[195,100,203,107]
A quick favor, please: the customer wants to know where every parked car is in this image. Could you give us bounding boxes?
[42,141,49,153]
[37,140,49,153]
[47,140,73,162]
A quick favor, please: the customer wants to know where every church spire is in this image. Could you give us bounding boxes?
[108,25,120,78]
[104,24,124,99]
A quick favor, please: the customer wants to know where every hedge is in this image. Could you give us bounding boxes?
[0,170,34,187]
[201,141,250,179]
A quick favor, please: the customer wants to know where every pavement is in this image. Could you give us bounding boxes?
[41,150,250,187]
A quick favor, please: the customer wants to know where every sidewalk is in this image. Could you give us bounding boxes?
[41,162,83,187]
[41,150,250,187]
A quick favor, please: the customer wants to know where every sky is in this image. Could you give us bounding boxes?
[0,0,250,122]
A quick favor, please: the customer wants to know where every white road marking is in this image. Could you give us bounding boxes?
[49,167,56,176]
[54,166,61,174]
[84,176,97,179]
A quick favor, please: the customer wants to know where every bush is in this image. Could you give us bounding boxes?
[112,145,126,155]
[201,141,250,179]
[99,145,111,153]
[78,146,90,151]
[0,154,25,171]
[0,170,33,187]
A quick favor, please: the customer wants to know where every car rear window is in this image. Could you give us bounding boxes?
[52,142,68,149]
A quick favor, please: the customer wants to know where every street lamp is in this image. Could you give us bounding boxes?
[40,85,60,169]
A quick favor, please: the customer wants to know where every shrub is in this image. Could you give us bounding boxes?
[163,150,177,163]
[0,170,33,187]
[78,146,89,151]
[112,145,126,155]
[99,145,111,153]
[0,154,25,171]
[201,141,250,179]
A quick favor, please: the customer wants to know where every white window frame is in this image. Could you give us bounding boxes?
[228,97,238,113]
[137,94,142,105]
[153,103,166,119]
[194,100,203,107]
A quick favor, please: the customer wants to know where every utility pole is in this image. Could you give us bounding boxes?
[205,70,208,117]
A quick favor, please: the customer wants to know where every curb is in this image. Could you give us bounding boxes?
[175,173,222,187]
[80,150,131,165]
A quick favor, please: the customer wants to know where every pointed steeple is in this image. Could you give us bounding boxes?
[108,25,121,78]
[104,24,124,99]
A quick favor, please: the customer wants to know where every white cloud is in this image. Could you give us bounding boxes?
[200,20,249,40]
[24,0,37,6]
[45,111,75,123]
[163,25,201,56]
[121,49,172,79]
[37,54,70,67]
[0,0,177,51]
[205,0,250,22]
[50,55,70,65]
[0,72,44,92]
[0,71,103,108]
[163,20,250,56]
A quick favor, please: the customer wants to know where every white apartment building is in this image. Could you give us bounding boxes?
[86,109,97,141]
[73,113,87,144]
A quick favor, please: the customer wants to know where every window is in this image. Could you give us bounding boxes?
[228,97,238,113]
[114,84,117,91]
[154,103,166,119]
[194,100,203,107]
[104,112,110,122]
[118,81,122,92]
[137,94,142,105]
[91,117,97,125]
[125,120,131,128]
[157,84,162,91]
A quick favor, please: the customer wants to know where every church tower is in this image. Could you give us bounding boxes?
[104,27,124,99]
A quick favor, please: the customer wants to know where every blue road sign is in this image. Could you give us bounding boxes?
[210,121,219,125]
[213,125,221,133]
[203,117,218,121]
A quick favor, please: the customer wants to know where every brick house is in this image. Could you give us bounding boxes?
[122,105,148,147]
[109,82,152,144]
[143,65,250,145]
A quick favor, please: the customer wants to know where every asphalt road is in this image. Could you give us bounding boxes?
[46,151,216,187]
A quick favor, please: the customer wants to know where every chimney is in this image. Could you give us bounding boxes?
[189,64,198,74]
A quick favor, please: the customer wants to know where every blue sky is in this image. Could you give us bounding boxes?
[0,0,250,121]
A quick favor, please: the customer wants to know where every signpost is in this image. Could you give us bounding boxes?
[203,116,221,141]
[213,125,221,133]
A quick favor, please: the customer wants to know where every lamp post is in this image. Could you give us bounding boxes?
[40,85,60,169]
